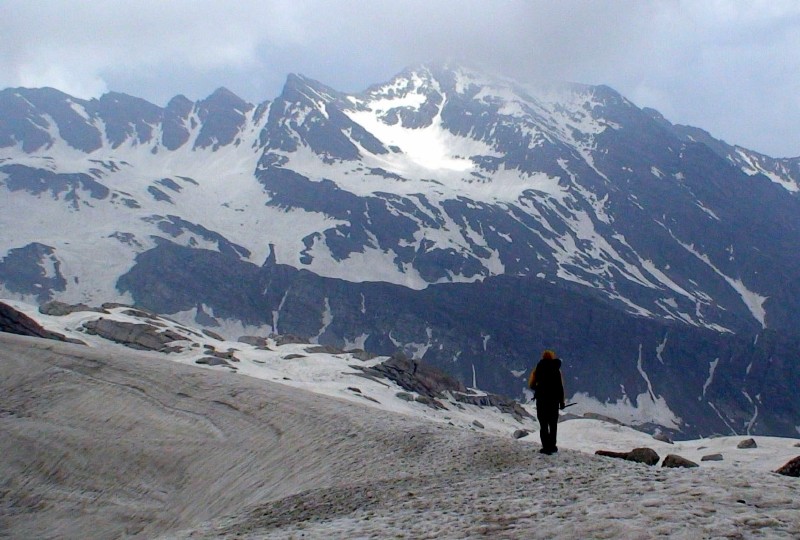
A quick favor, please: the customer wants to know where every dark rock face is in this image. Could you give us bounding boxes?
[114,242,800,439]
[596,447,660,466]
[737,438,758,449]
[662,454,699,468]
[0,301,81,343]
[0,243,67,303]
[775,456,800,477]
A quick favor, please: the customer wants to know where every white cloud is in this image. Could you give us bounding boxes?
[1,0,799,156]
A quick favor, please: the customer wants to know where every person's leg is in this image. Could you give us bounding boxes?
[537,407,550,450]
[548,413,558,451]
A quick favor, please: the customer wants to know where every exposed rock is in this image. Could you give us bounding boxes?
[396,392,414,402]
[39,301,105,316]
[596,447,660,466]
[347,387,362,394]
[347,349,377,361]
[306,344,345,355]
[82,318,184,352]
[653,431,674,444]
[355,353,531,419]
[453,392,533,422]
[414,395,447,410]
[472,420,485,429]
[273,334,310,346]
[195,356,231,367]
[206,350,239,362]
[283,354,306,360]
[737,438,758,449]
[775,456,800,477]
[360,353,466,399]
[513,429,530,439]
[701,453,724,462]
[238,335,269,348]
[202,328,225,341]
[0,301,84,344]
[795,443,800,448]
[662,454,698,468]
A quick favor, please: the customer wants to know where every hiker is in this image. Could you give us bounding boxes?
[528,349,566,454]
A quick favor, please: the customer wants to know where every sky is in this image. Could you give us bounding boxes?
[1,0,799,157]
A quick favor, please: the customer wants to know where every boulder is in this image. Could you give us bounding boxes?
[472,420,485,429]
[195,356,231,366]
[701,453,724,462]
[596,447,660,466]
[513,429,530,439]
[775,456,800,477]
[238,335,269,347]
[39,300,104,316]
[82,318,184,352]
[662,454,698,468]
[737,438,758,449]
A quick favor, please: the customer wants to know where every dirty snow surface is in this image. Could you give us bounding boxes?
[1,332,799,539]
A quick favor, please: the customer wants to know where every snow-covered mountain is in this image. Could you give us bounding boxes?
[2,64,800,438]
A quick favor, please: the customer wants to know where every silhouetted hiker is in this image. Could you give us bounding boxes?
[528,349,566,454]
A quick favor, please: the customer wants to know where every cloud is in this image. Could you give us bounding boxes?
[1,0,798,156]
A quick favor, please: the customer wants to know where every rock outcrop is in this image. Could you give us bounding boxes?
[775,456,800,477]
[595,447,660,466]
[82,318,185,352]
[0,301,83,343]
[662,454,698,468]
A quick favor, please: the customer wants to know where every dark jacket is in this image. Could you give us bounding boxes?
[529,357,565,406]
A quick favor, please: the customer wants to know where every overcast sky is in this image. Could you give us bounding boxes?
[2,0,799,157]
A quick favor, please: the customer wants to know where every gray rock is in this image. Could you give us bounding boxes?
[472,420,485,429]
[347,349,377,361]
[775,456,800,477]
[414,395,447,410]
[82,318,184,352]
[794,443,800,448]
[238,335,269,347]
[0,301,85,344]
[273,334,310,346]
[195,356,230,366]
[283,354,306,360]
[396,392,414,402]
[306,344,344,355]
[737,438,758,449]
[596,447,660,466]
[202,329,225,341]
[39,301,104,316]
[701,453,724,462]
[653,431,674,444]
[512,429,530,439]
[662,454,698,468]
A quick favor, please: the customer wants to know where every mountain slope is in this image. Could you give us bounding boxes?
[1,329,799,539]
[2,64,800,438]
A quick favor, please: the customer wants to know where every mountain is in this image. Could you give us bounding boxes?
[1,64,800,438]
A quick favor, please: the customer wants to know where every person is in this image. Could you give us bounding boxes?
[528,349,566,454]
